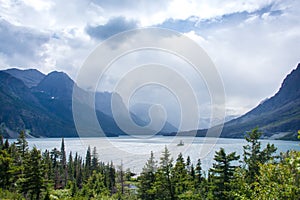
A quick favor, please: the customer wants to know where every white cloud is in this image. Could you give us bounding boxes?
[0,0,299,119]
[183,0,300,114]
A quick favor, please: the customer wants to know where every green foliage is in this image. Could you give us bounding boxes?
[252,150,300,199]
[81,171,109,198]
[243,128,277,183]
[172,153,192,198]
[138,151,157,200]
[20,146,46,200]
[209,148,240,200]
[0,127,299,200]
[152,146,175,200]
[0,188,25,200]
[0,149,13,188]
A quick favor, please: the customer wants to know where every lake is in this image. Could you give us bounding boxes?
[9,136,300,175]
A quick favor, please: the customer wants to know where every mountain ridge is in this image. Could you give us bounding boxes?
[0,68,176,138]
[1,64,299,140]
[207,63,300,140]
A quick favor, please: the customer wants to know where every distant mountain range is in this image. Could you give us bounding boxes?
[1,63,299,140]
[167,63,300,140]
[0,68,176,138]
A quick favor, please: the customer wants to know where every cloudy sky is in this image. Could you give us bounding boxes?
[0,0,300,123]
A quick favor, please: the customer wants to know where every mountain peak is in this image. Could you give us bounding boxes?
[34,70,74,99]
[4,68,45,88]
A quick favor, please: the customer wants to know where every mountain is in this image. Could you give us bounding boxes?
[4,68,45,88]
[0,69,126,137]
[200,63,300,140]
[0,68,174,138]
[3,63,299,139]
[0,71,75,137]
[163,63,300,140]
[31,71,130,137]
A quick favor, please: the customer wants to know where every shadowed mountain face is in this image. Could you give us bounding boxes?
[217,63,300,140]
[0,69,125,137]
[0,71,76,137]
[4,68,45,88]
[0,68,175,138]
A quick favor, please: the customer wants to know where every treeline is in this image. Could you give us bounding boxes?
[0,129,299,200]
[138,129,299,199]
[0,131,134,200]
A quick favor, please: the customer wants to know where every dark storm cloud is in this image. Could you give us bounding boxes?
[0,19,50,66]
[86,16,138,40]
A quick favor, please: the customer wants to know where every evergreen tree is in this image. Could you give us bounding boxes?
[153,146,174,200]
[138,151,157,200]
[50,148,61,189]
[85,146,92,179]
[243,128,277,183]
[68,151,74,181]
[15,130,28,158]
[108,161,116,194]
[210,148,240,200]
[190,164,195,180]
[195,159,203,185]
[82,171,109,198]
[91,147,99,172]
[186,155,191,173]
[42,150,52,184]
[0,149,13,189]
[15,130,28,177]
[60,138,67,188]
[172,153,190,198]
[21,147,46,200]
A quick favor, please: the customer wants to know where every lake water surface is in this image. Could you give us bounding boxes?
[10,136,300,174]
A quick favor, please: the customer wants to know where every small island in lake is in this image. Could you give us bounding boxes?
[177,140,184,146]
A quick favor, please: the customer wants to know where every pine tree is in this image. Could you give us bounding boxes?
[60,138,67,188]
[50,148,61,189]
[42,150,52,184]
[243,128,277,183]
[21,147,46,200]
[85,146,92,179]
[153,146,174,200]
[108,161,116,194]
[138,151,157,200]
[68,151,74,181]
[186,155,191,173]
[190,164,195,180]
[0,149,13,189]
[210,148,240,200]
[82,171,109,198]
[15,130,28,177]
[195,159,203,185]
[15,130,28,158]
[91,147,99,172]
[172,153,189,197]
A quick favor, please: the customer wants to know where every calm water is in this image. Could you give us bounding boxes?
[9,136,300,174]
